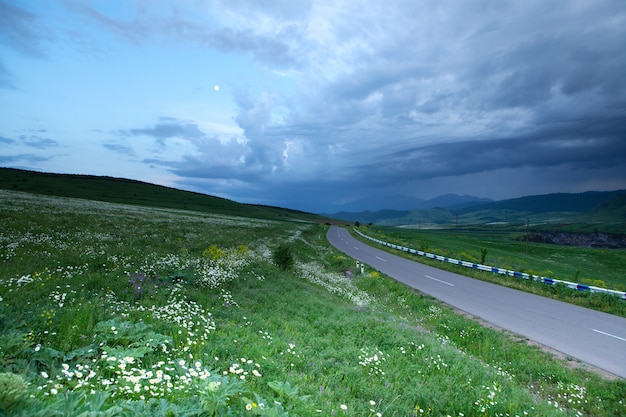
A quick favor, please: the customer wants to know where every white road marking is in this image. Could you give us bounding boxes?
[376,256,387,262]
[353,246,360,250]
[592,329,626,342]
[425,275,455,286]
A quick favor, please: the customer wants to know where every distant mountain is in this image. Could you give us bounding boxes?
[455,191,626,215]
[328,193,491,215]
[328,194,492,221]
[329,195,427,212]
[580,193,626,223]
[330,209,412,224]
[331,190,626,228]
[424,194,493,210]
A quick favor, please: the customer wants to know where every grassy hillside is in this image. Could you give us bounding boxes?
[572,194,626,227]
[0,167,327,222]
[2,190,625,416]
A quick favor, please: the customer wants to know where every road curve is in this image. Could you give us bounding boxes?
[327,226,626,378]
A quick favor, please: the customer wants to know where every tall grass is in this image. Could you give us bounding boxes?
[1,190,624,416]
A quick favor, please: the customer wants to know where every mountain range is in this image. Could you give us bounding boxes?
[329,190,626,230]
[326,193,493,213]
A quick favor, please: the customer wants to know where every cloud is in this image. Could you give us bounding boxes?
[120,117,253,178]
[0,153,52,164]
[0,135,15,144]
[18,135,59,149]
[0,0,49,58]
[127,119,207,142]
[0,134,60,149]
[307,2,624,119]
[65,0,306,71]
[366,132,626,184]
[0,133,61,171]
[208,27,300,69]
[0,59,16,89]
[102,143,135,156]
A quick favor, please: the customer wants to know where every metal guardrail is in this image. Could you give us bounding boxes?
[353,228,626,300]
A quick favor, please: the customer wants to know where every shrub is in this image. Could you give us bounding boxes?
[480,248,488,264]
[272,244,294,271]
[459,252,478,263]
[203,245,225,261]
[0,372,28,413]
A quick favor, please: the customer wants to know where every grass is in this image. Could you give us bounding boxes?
[1,189,625,416]
[365,226,626,288]
[0,167,330,223]
[352,225,626,317]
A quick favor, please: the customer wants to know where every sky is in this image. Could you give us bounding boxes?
[1,0,625,213]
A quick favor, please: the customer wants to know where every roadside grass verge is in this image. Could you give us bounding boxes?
[352,226,626,317]
[0,190,624,416]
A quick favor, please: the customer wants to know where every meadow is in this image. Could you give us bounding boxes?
[354,226,626,317]
[1,189,625,416]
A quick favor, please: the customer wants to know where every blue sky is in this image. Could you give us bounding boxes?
[1,0,625,213]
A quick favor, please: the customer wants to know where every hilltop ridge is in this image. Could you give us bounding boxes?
[0,167,328,222]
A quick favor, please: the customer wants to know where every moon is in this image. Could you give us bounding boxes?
[213,85,220,91]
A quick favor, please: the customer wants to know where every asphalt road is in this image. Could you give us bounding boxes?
[327,226,626,379]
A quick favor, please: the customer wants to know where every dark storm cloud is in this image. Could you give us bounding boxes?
[472,30,626,110]
[363,124,626,183]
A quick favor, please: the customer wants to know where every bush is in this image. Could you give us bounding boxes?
[480,248,488,264]
[273,244,294,271]
[0,372,28,413]
[203,245,224,261]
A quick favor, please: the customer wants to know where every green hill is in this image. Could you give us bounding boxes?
[585,194,626,222]
[456,191,626,215]
[0,167,328,222]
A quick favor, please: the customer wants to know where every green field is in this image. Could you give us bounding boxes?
[1,189,625,416]
[352,225,626,316]
[360,226,626,288]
